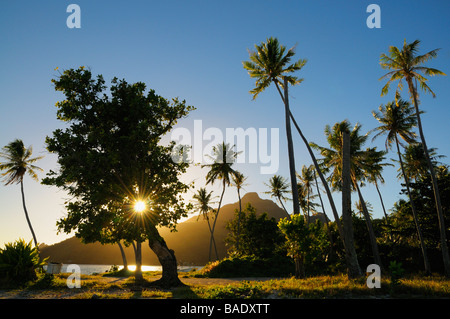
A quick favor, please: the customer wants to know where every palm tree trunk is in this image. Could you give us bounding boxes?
[236,187,242,252]
[20,180,39,251]
[395,135,431,274]
[314,171,335,256]
[288,111,345,245]
[354,179,382,268]
[342,132,362,278]
[407,78,450,277]
[117,241,128,270]
[283,78,300,215]
[205,215,218,260]
[209,180,225,261]
[277,196,289,216]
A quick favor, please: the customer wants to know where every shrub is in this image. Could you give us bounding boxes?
[0,239,48,286]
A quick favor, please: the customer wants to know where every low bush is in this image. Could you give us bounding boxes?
[0,239,47,287]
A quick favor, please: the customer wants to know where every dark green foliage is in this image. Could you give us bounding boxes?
[0,239,48,286]
[225,203,285,258]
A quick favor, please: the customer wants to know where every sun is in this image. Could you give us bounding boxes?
[134,200,146,213]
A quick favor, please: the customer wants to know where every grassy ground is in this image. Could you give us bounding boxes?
[1,271,450,299]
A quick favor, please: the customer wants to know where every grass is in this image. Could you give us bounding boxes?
[2,271,450,299]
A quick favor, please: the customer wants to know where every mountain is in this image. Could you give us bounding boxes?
[40,192,297,265]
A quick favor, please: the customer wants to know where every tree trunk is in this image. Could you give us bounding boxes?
[209,180,225,261]
[134,241,143,281]
[20,180,39,251]
[236,187,242,252]
[294,255,305,279]
[118,241,128,270]
[289,111,345,245]
[283,78,300,215]
[354,180,382,269]
[148,228,184,288]
[314,170,335,257]
[395,135,431,274]
[407,77,450,277]
[342,132,362,279]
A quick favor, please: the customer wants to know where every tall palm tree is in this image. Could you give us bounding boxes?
[372,99,431,274]
[201,142,238,260]
[243,37,306,215]
[192,187,218,260]
[380,39,450,276]
[297,165,316,224]
[264,175,290,215]
[231,171,247,251]
[311,120,382,267]
[401,143,445,182]
[0,139,43,249]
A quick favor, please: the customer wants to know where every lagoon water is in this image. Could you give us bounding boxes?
[45,264,202,275]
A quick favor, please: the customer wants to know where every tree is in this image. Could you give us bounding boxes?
[192,187,217,260]
[401,143,445,182]
[226,203,285,258]
[202,142,238,261]
[0,139,43,250]
[243,37,306,215]
[264,175,290,214]
[372,99,431,273]
[297,165,317,224]
[380,39,450,276]
[43,67,194,286]
[311,120,382,268]
[231,171,248,251]
[278,214,328,278]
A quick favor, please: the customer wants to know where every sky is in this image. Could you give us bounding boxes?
[1,0,449,247]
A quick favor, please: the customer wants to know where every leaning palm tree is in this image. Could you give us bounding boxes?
[244,37,343,236]
[380,39,450,276]
[264,175,291,215]
[231,171,248,251]
[192,187,218,260]
[243,37,306,215]
[201,142,238,261]
[0,139,43,249]
[372,98,431,274]
[311,120,382,267]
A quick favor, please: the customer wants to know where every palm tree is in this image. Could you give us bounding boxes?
[243,37,306,215]
[401,143,445,182]
[311,120,382,267]
[0,139,43,250]
[264,175,290,215]
[192,187,218,260]
[380,39,450,276]
[201,142,238,261]
[231,171,248,251]
[372,99,431,274]
[297,165,316,224]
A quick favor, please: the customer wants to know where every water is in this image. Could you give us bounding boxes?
[45,264,203,275]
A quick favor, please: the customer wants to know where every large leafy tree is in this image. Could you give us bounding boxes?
[0,139,43,250]
[372,99,431,273]
[43,67,194,286]
[380,39,450,276]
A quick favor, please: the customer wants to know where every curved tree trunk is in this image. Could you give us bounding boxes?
[407,78,450,277]
[117,241,128,270]
[20,180,39,251]
[236,187,242,251]
[148,226,184,288]
[395,135,431,274]
[209,181,225,261]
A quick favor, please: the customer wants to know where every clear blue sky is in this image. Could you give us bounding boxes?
[1,0,449,246]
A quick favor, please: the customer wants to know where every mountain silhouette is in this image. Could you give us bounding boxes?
[41,192,304,265]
